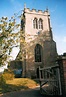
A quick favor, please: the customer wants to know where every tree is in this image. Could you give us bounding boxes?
[0,14,21,66]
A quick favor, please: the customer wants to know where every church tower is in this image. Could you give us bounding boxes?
[21,7,57,78]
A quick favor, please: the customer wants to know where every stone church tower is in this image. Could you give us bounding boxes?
[20,7,57,78]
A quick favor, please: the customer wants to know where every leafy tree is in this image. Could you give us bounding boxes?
[0,14,21,66]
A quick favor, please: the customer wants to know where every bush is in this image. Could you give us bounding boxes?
[0,75,6,87]
[2,69,15,80]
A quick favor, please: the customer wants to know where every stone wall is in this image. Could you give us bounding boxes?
[57,55,66,96]
[61,57,66,96]
[20,7,57,78]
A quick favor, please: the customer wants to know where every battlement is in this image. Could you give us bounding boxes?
[24,8,50,16]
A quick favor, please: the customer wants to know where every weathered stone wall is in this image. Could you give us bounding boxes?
[21,8,57,78]
[24,8,51,43]
[57,56,66,96]
[63,59,66,94]
[61,58,66,96]
[43,40,57,67]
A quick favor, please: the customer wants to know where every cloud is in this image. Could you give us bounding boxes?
[63,37,66,42]
[10,47,20,60]
[54,35,66,55]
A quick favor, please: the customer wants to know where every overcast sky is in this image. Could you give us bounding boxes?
[0,0,66,60]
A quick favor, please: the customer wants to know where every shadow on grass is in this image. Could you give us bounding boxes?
[0,84,29,94]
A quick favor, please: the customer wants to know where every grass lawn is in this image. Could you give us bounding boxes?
[0,78,39,94]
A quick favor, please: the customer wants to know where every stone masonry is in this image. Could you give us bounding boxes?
[20,7,57,78]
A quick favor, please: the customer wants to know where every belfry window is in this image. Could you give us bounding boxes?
[35,44,42,62]
[38,19,43,29]
[33,18,38,29]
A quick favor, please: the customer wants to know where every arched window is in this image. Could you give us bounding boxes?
[33,18,38,29]
[38,18,43,29]
[35,44,42,62]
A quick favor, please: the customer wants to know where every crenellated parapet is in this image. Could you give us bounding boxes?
[24,8,50,16]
